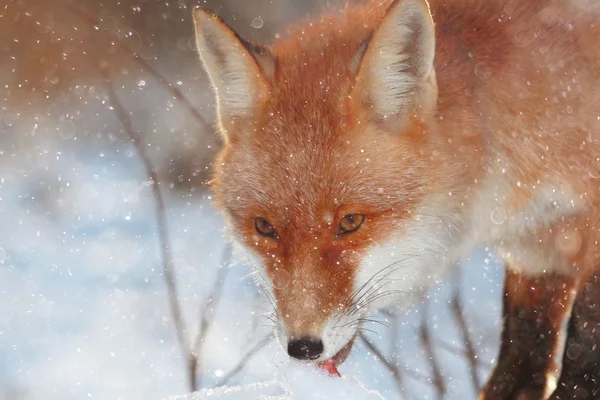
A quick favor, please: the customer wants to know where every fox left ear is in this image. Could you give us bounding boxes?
[352,0,437,124]
[193,8,275,142]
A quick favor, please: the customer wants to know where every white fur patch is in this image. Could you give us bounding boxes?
[318,308,366,362]
[355,202,462,314]
[464,177,585,276]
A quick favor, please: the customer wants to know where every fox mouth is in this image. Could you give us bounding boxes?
[331,337,355,365]
[316,333,357,376]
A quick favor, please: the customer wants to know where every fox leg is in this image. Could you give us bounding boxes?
[480,268,578,400]
[549,266,600,399]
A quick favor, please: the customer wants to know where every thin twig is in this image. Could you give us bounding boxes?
[359,332,404,394]
[249,287,263,339]
[190,245,233,390]
[436,339,492,371]
[58,1,211,132]
[389,314,398,343]
[419,321,446,399]
[436,340,475,362]
[451,289,482,394]
[102,69,192,388]
[215,335,273,387]
[378,309,399,356]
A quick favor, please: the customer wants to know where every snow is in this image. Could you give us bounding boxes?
[168,368,387,400]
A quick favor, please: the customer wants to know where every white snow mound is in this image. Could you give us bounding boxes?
[166,363,386,400]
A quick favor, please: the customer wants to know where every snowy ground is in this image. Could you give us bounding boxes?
[0,111,505,399]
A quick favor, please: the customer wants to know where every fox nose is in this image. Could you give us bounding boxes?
[287,337,324,360]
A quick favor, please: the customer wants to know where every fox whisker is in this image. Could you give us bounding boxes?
[349,255,417,307]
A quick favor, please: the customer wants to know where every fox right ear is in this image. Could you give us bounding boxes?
[352,0,437,125]
[193,9,275,141]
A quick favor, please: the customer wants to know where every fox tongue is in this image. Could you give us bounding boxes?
[317,359,341,377]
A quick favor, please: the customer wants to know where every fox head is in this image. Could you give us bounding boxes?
[193,0,463,364]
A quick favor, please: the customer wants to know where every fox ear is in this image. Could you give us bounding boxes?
[352,0,437,124]
[193,8,274,140]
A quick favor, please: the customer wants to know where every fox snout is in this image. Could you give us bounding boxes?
[274,281,348,363]
[278,300,329,362]
[271,269,363,365]
[260,265,349,364]
[278,311,345,363]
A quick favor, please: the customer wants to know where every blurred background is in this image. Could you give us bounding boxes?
[1,0,334,193]
[0,0,549,399]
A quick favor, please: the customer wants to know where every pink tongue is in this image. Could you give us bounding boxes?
[317,360,341,377]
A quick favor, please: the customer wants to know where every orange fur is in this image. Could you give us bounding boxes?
[193,0,600,392]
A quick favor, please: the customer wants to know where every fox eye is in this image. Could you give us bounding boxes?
[338,214,365,235]
[255,217,277,238]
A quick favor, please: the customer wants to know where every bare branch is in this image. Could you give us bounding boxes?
[215,335,273,387]
[359,332,404,394]
[451,289,482,394]
[436,339,492,371]
[436,340,474,361]
[390,314,399,356]
[102,69,192,389]
[419,322,446,399]
[190,245,233,390]
[57,1,212,132]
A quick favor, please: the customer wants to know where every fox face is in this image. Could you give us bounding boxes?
[193,0,460,364]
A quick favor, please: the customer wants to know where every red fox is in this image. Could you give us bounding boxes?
[192,0,600,398]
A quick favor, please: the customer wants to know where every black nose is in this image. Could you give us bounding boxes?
[287,337,324,360]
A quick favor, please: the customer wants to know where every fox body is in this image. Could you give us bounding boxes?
[193,0,600,397]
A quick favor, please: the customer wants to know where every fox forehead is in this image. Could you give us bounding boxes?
[215,65,428,220]
[216,119,426,226]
